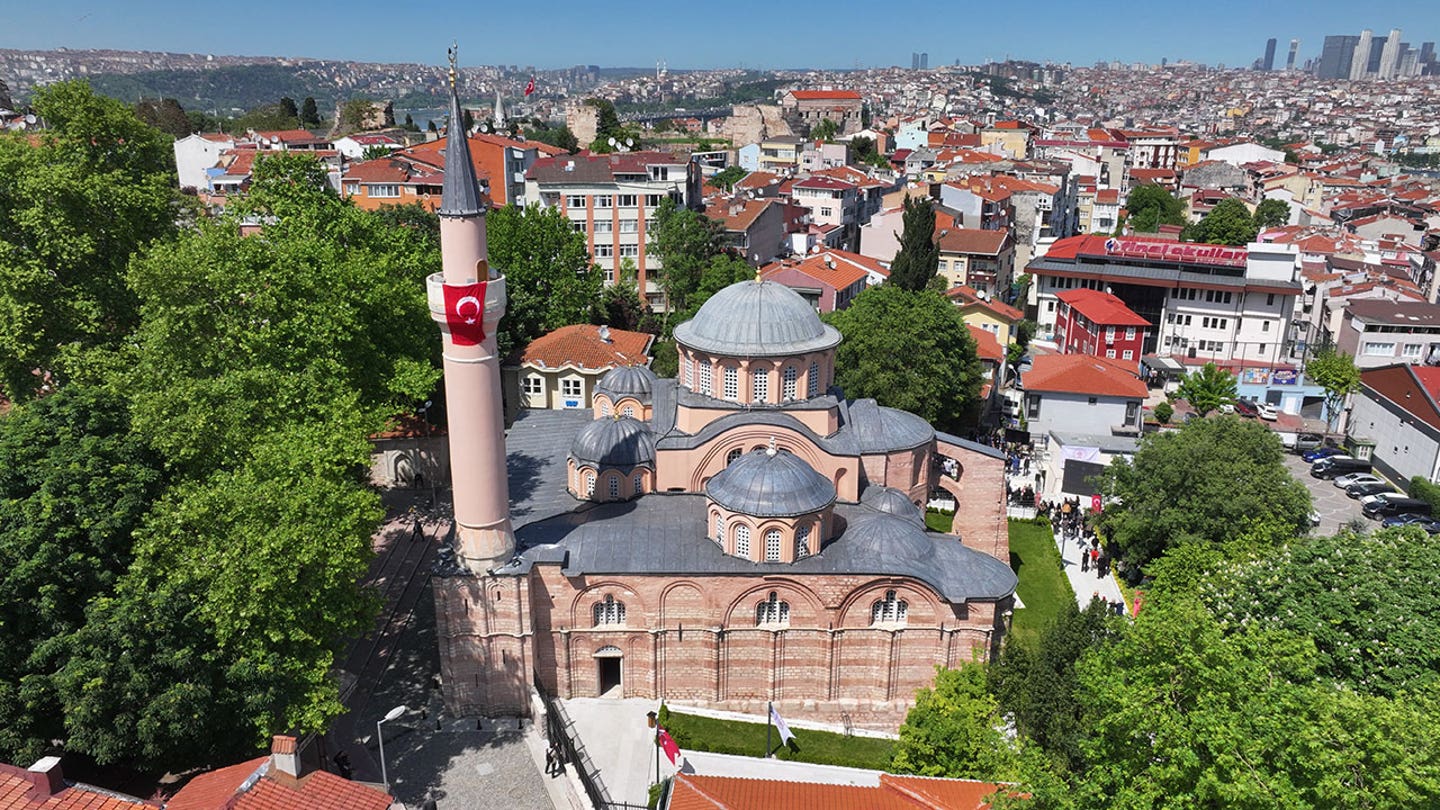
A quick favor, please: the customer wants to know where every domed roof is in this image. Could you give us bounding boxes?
[596,364,657,401]
[861,486,925,527]
[673,279,842,358]
[569,417,656,469]
[849,400,936,452]
[841,512,934,566]
[705,447,836,517]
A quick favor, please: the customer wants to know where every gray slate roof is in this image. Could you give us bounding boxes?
[860,486,926,526]
[705,448,836,517]
[673,279,842,358]
[439,87,485,217]
[506,409,595,525]
[848,400,934,452]
[596,365,658,402]
[569,417,656,469]
[499,494,1017,604]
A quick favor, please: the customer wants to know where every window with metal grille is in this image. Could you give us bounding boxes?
[593,594,626,625]
[584,474,595,497]
[871,590,908,625]
[682,356,693,389]
[764,529,782,561]
[794,524,811,558]
[808,361,820,396]
[633,472,644,495]
[723,366,739,401]
[713,513,725,542]
[727,448,743,465]
[755,592,790,626]
[608,476,619,498]
[699,362,712,396]
[752,369,768,402]
[735,524,751,557]
[782,366,798,400]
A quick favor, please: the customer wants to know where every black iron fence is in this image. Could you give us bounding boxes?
[537,686,650,810]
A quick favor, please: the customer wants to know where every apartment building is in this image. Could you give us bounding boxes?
[1335,299,1440,367]
[936,227,1015,295]
[1054,288,1151,365]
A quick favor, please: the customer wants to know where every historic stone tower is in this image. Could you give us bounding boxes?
[428,62,515,573]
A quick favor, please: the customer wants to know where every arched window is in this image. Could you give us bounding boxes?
[782,365,798,400]
[682,355,693,389]
[735,524,751,557]
[713,513,726,543]
[808,361,821,397]
[794,524,811,559]
[723,366,739,401]
[727,447,744,465]
[871,590,908,625]
[584,473,596,498]
[622,404,635,417]
[600,398,612,417]
[698,361,712,396]
[608,475,620,499]
[593,594,626,626]
[752,368,769,403]
[755,591,790,626]
[764,529,782,561]
[632,471,644,495]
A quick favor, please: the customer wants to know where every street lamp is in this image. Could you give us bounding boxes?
[418,400,437,507]
[377,705,407,788]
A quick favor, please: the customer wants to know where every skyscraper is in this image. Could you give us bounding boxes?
[1317,35,1359,79]
[1350,29,1373,80]
[1263,38,1277,71]
[1378,28,1402,78]
[1286,39,1300,71]
[920,52,929,70]
[911,52,919,70]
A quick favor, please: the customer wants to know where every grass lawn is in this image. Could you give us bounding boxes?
[924,509,954,533]
[659,709,895,771]
[1007,518,1073,649]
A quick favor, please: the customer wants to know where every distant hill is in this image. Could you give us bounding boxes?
[87,63,361,112]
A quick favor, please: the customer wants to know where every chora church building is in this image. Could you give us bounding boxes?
[424,71,1016,731]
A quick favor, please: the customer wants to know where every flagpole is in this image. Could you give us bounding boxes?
[766,701,772,759]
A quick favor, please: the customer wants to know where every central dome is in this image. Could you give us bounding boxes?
[706,447,836,517]
[674,279,842,358]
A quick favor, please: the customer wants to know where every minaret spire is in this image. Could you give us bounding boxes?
[428,43,514,573]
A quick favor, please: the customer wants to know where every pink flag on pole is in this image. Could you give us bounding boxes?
[657,728,680,765]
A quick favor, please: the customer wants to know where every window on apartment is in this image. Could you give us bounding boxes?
[1363,342,1396,356]
[344,182,359,195]
[561,378,583,397]
[1258,343,1267,353]
[1125,327,1136,340]
[1404,343,1425,359]
[1267,293,1276,306]
[1088,396,1099,405]
[1123,349,1134,360]
[593,220,613,233]
[1027,396,1040,419]
[619,244,639,258]
[593,594,626,626]
[820,207,833,217]
[595,245,614,258]
[756,592,789,625]
[603,267,614,283]
[566,194,585,208]
[571,219,586,232]
[593,195,613,208]
[645,193,666,207]
[619,219,638,233]
[723,366,740,401]
[1125,401,1139,423]
[522,376,543,395]
[1263,320,1271,332]
[1105,327,1116,342]
[617,194,638,207]
[368,184,400,198]
[1105,350,1116,359]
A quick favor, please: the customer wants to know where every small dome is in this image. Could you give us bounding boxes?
[569,417,656,469]
[596,365,657,401]
[674,279,842,358]
[842,513,934,566]
[850,400,936,452]
[861,486,925,527]
[706,447,836,517]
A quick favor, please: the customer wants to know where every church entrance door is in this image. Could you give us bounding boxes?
[598,658,622,696]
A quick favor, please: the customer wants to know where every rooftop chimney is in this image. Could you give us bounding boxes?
[270,735,300,778]
[27,757,63,800]
[598,325,612,343]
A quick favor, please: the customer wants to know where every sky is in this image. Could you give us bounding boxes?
[1,0,1438,71]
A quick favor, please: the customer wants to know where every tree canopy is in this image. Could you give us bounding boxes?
[648,197,727,326]
[888,195,940,291]
[1183,198,1259,245]
[1096,415,1312,570]
[1305,347,1360,434]
[824,285,983,434]
[1174,361,1237,416]
[710,165,746,190]
[1254,198,1291,228]
[891,664,1018,780]
[1123,184,1186,233]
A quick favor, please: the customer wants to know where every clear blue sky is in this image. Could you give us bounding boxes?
[1,0,1437,70]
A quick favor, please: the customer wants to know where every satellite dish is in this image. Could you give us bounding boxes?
[25,114,37,124]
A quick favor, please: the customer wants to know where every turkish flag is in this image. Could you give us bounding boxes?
[443,282,488,346]
[524,76,536,97]
[1091,494,1103,513]
[657,728,680,765]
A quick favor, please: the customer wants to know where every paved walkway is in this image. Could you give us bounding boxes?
[562,698,678,806]
[1053,526,1126,611]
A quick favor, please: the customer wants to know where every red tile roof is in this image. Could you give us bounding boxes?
[968,324,1005,363]
[1057,288,1150,327]
[516,324,653,371]
[0,764,154,810]
[666,772,1004,810]
[762,249,882,290]
[1023,353,1147,397]
[946,285,1024,321]
[165,757,390,810]
[937,227,1011,256]
[788,90,862,101]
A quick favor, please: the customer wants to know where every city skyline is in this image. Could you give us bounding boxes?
[2,0,1438,71]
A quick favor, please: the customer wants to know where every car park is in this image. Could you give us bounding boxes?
[1312,457,1371,479]
[1380,513,1434,528]
[1346,481,1397,499]
[1231,399,1259,418]
[1295,433,1326,454]
[1303,446,1345,462]
[1362,495,1434,519]
[1334,473,1385,489]
[1257,403,1278,421]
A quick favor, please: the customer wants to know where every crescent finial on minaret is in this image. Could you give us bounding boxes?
[448,42,458,90]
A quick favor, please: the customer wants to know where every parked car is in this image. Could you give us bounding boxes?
[1231,399,1260,418]
[1334,472,1385,489]
[1347,481,1397,499]
[1303,446,1345,462]
[1257,403,1278,421]
[1295,433,1326,454]
[1363,495,1434,519]
[1312,457,1370,479]
[1380,513,1434,528]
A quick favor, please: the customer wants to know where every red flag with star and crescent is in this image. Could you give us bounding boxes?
[443,282,488,346]
[657,727,680,765]
[524,75,536,97]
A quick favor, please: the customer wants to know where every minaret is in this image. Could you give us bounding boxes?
[429,49,515,572]
[493,88,506,131]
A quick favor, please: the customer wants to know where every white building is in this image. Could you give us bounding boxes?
[1019,354,1149,439]
[1349,363,1440,484]
[173,133,234,191]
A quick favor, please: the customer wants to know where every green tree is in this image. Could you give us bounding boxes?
[135,97,191,137]
[1174,360,1237,416]
[649,198,725,326]
[892,664,1018,779]
[526,123,579,152]
[1305,347,1360,434]
[810,117,839,141]
[1254,198,1291,228]
[1123,184,1186,233]
[710,165,746,190]
[1096,415,1312,569]
[1152,400,1173,425]
[0,79,179,401]
[300,96,321,128]
[278,96,299,121]
[487,203,604,356]
[1184,198,1258,245]
[339,97,377,133]
[0,385,165,764]
[825,286,984,434]
[584,97,637,152]
[888,195,940,291]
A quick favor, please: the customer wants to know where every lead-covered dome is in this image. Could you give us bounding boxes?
[861,486,925,527]
[674,279,842,358]
[569,417,656,469]
[706,447,836,517]
[596,364,657,402]
[842,512,934,566]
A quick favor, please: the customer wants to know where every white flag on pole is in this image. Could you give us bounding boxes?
[769,704,795,746]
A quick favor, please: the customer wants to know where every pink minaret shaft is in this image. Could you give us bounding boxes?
[429,67,515,572]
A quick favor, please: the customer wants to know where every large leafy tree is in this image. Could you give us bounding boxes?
[1254,198,1292,228]
[1096,415,1312,569]
[891,664,1019,780]
[1183,198,1258,245]
[1305,347,1360,434]
[0,385,165,764]
[486,202,603,357]
[824,285,983,434]
[649,197,725,326]
[1174,361,1237,416]
[0,80,179,401]
[888,195,939,291]
[1122,184,1185,233]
